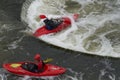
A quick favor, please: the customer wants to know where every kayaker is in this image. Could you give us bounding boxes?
[39,15,63,30]
[34,54,45,72]
[44,18,63,30]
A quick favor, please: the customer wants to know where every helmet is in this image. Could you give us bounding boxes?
[39,15,46,19]
[34,54,41,61]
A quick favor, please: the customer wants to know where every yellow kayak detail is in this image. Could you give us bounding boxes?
[10,64,21,68]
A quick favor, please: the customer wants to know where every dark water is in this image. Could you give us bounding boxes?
[0,0,120,80]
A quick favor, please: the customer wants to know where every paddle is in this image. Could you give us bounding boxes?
[43,58,53,63]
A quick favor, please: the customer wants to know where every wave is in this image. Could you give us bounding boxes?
[21,0,120,58]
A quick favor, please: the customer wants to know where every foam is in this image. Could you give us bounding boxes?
[22,0,120,58]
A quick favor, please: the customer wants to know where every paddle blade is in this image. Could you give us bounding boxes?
[44,58,53,63]
[73,13,79,21]
[39,15,47,19]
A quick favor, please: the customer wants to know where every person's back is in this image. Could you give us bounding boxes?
[44,18,63,30]
[34,54,45,72]
[37,59,44,72]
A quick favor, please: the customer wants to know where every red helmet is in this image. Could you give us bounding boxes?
[34,54,41,61]
[39,15,46,19]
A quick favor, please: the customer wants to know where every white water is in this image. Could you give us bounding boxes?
[21,0,120,58]
[0,65,116,80]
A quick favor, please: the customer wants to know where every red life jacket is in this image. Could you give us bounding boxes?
[37,60,44,71]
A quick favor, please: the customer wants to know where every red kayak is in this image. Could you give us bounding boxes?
[33,14,79,37]
[3,62,66,77]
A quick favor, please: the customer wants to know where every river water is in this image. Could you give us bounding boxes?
[0,0,120,80]
[22,0,120,58]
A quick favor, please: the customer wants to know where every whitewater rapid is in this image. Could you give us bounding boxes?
[21,0,120,58]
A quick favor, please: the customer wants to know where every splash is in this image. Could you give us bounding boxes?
[0,67,116,80]
[0,68,84,80]
[21,0,120,58]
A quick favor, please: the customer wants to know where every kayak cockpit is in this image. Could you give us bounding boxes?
[21,62,44,73]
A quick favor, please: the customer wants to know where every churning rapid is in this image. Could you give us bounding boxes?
[21,0,120,58]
